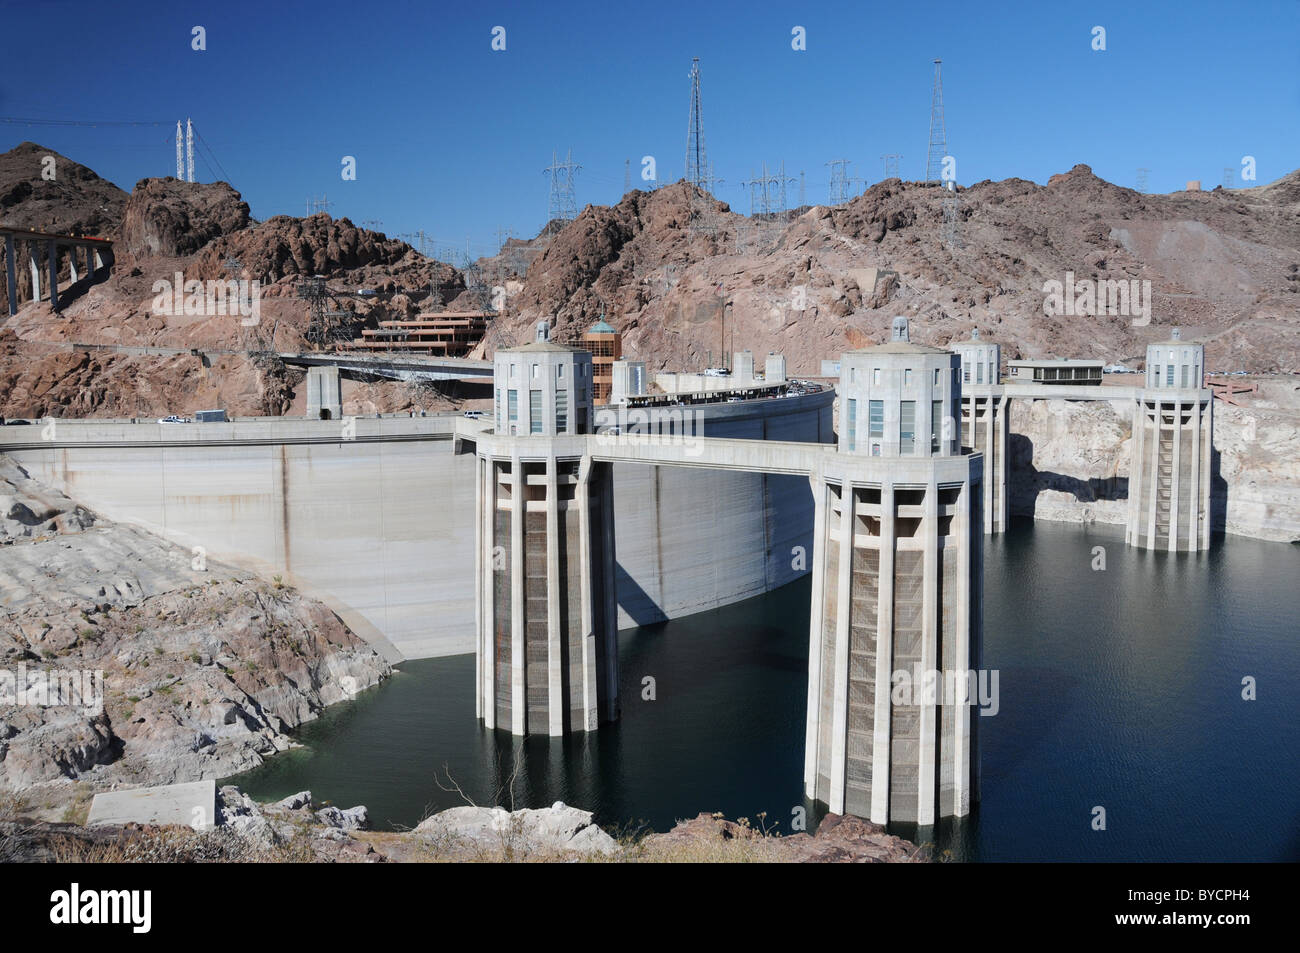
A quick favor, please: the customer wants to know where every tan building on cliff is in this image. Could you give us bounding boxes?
[581,318,622,404]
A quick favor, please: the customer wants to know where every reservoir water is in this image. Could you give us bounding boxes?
[229,519,1300,861]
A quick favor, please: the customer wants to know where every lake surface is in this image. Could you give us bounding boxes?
[229,519,1300,861]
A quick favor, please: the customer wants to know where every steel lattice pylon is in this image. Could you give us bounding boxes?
[544,149,581,223]
[827,158,852,205]
[685,57,707,190]
[926,59,948,183]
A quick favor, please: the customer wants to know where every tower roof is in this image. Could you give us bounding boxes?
[849,316,949,355]
[587,319,618,334]
[502,340,585,354]
[954,328,991,345]
[850,340,951,355]
[1151,327,1199,347]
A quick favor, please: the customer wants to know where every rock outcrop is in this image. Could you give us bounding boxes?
[413,802,619,857]
[0,141,127,239]
[120,177,252,259]
[0,457,390,808]
[640,811,926,862]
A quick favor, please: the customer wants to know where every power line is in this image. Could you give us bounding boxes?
[0,115,171,127]
[193,129,234,186]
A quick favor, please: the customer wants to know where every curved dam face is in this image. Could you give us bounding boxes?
[610,394,833,628]
[1,391,832,660]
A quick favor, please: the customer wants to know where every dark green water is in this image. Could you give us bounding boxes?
[229,519,1300,861]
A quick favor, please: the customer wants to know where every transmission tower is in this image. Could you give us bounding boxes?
[926,59,948,183]
[297,276,352,349]
[1136,167,1150,193]
[307,195,332,216]
[544,149,581,223]
[881,153,901,179]
[798,170,806,208]
[685,57,708,189]
[777,161,795,219]
[1222,167,1235,189]
[174,119,196,181]
[826,159,852,204]
[689,163,726,237]
[742,162,796,221]
[360,219,383,230]
[624,158,631,194]
[399,230,433,256]
[941,189,962,248]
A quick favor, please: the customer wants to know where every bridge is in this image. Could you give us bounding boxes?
[1,226,113,316]
[279,350,493,383]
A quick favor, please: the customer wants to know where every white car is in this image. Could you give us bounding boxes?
[158,415,186,423]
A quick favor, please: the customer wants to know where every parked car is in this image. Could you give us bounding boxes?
[158,415,187,423]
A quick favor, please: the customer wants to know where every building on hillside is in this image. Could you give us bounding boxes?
[346,311,491,356]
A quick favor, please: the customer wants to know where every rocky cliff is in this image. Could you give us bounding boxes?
[0,456,390,812]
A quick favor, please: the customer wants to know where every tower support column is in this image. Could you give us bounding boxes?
[475,442,616,736]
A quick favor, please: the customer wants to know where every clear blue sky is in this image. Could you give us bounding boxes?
[2,0,1297,260]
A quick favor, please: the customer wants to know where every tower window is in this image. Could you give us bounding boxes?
[869,400,884,438]
[900,401,915,454]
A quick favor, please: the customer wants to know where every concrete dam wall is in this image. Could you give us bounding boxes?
[1,392,833,660]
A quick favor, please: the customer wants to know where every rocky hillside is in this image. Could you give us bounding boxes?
[481,168,1300,376]
[0,456,390,814]
[3,142,1298,416]
[0,143,468,417]
[0,141,126,239]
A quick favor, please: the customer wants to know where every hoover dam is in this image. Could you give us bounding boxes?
[0,389,834,661]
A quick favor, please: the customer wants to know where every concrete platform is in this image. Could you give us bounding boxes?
[87,779,215,829]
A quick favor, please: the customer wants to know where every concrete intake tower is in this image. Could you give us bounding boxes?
[474,317,985,827]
